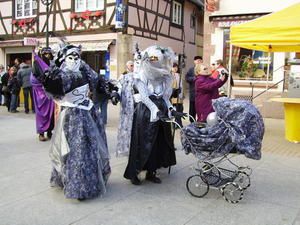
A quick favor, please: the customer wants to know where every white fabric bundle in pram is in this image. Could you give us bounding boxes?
[181,97,264,160]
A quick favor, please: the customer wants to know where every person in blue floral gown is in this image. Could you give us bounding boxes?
[34,44,111,200]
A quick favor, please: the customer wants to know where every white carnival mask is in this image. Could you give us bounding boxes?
[64,53,81,71]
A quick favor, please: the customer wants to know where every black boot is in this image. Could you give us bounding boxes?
[146,171,161,184]
[47,131,52,140]
[131,176,141,185]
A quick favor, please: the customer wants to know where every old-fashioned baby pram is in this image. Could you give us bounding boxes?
[177,97,264,203]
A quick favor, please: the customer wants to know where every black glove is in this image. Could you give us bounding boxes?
[54,50,64,68]
[110,92,120,105]
[107,80,119,92]
[171,109,187,119]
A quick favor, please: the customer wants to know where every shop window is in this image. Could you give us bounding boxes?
[172,1,183,26]
[75,0,104,12]
[15,0,37,19]
[223,29,273,81]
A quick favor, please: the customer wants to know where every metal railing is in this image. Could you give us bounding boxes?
[250,78,285,101]
[246,65,287,102]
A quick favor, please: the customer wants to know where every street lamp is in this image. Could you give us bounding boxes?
[41,0,53,48]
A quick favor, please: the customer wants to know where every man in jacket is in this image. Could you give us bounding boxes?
[17,60,34,113]
[185,56,203,122]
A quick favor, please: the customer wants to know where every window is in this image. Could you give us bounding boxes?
[190,14,196,28]
[172,1,183,25]
[75,0,104,12]
[15,0,37,19]
[223,29,274,81]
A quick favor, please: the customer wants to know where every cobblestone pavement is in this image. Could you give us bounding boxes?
[0,103,299,225]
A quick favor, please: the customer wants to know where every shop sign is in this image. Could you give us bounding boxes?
[23,37,38,46]
[115,0,124,29]
[253,56,271,65]
[217,20,249,28]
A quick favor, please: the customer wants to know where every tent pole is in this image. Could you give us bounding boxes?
[227,44,233,97]
[266,52,271,90]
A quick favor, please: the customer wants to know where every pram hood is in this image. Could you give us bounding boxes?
[181,97,264,160]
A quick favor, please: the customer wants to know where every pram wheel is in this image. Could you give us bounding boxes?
[238,166,252,176]
[220,182,243,204]
[186,175,209,198]
[234,171,250,190]
[201,162,221,186]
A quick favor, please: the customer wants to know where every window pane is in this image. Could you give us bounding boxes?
[17,10,23,17]
[172,2,182,25]
[16,1,23,10]
[178,4,181,24]
[25,9,30,16]
[96,0,104,9]
[75,0,85,12]
[24,2,30,10]
[32,0,37,9]
[87,0,96,10]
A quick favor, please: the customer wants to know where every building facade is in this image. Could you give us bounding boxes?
[203,0,300,100]
[0,0,204,79]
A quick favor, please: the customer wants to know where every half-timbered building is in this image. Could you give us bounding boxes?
[0,0,204,79]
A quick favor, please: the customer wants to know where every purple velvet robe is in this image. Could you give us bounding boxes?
[195,75,227,122]
[30,56,55,134]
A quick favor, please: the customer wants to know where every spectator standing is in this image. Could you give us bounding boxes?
[17,60,34,113]
[185,56,203,122]
[122,60,134,75]
[1,67,10,111]
[7,66,20,113]
[211,59,234,96]
[14,58,21,70]
[195,64,228,122]
[171,63,184,127]
[0,64,5,105]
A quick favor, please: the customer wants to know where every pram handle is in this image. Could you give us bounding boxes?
[159,113,196,128]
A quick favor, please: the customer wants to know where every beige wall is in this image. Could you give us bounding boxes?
[0,1,12,36]
[0,48,5,67]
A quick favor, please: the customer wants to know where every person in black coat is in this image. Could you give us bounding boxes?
[185,56,203,122]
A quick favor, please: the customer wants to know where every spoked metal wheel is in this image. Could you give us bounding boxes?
[234,171,251,190]
[238,166,253,176]
[220,182,243,204]
[186,175,209,198]
[201,162,221,186]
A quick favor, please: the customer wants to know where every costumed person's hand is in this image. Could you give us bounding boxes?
[171,109,187,119]
[110,92,120,105]
[54,51,64,68]
[107,80,119,92]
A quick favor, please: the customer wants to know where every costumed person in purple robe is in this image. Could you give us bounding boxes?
[116,45,186,185]
[33,43,111,200]
[31,47,55,142]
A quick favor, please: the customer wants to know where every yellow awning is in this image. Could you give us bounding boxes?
[230,3,300,52]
